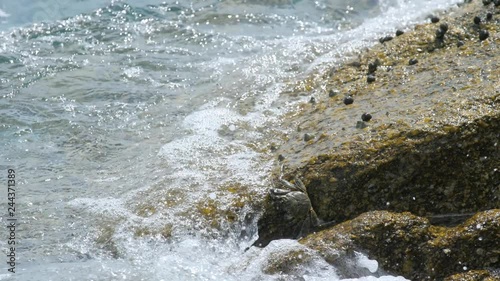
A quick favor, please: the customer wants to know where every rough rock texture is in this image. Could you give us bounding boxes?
[300,210,500,280]
[444,270,500,281]
[258,0,499,240]
[274,0,499,223]
[255,0,500,279]
[253,187,312,247]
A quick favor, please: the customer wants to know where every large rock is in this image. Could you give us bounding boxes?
[444,270,500,281]
[300,210,500,280]
[257,0,499,243]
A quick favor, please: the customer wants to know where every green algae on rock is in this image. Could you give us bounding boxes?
[444,270,500,281]
[254,0,499,279]
[267,0,499,227]
[299,210,500,280]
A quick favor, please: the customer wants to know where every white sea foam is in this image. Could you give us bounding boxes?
[0,9,10,18]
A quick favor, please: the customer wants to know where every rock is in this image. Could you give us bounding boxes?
[256,0,500,279]
[328,89,339,97]
[303,133,314,142]
[439,23,449,32]
[379,36,394,44]
[436,28,446,40]
[361,113,372,122]
[479,30,489,41]
[368,62,378,74]
[254,177,337,248]
[300,210,500,280]
[252,188,312,248]
[343,96,354,105]
[355,121,367,129]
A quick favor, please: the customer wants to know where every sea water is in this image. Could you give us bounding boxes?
[0,0,462,280]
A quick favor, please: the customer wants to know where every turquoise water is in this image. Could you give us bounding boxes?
[1,0,461,280]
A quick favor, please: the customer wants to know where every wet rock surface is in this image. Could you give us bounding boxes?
[444,270,500,281]
[255,0,500,279]
[300,210,500,280]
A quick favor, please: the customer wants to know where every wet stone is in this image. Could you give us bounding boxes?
[396,30,404,36]
[479,30,489,41]
[486,13,493,21]
[439,23,449,33]
[278,154,285,161]
[457,40,465,47]
[474,16,481,25]
[431,16,440,23]
[367,74,376,83]
[343,96,354,105]
[361,113,372,122]
[348,61,362,68]
[309,97,316,104]
[261,0,500,278]
[300,210,500,280]
[409,58,418,65]
[368,62,378,74]
[436,28,446,40]
[328,89,339,97]
[303,134,314,142]
[379,36,394,44]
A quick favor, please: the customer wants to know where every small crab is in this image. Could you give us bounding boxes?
[252,168,335,248]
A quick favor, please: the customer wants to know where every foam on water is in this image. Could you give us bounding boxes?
[0,0,463,280]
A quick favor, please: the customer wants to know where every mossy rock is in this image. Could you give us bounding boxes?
[300,210,500,280]
[444,270,500,281]
[255,1,499,279]
[259,0,499,242]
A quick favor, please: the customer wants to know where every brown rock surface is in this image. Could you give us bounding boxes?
[258,0,499,241]
[255,0,500,279]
